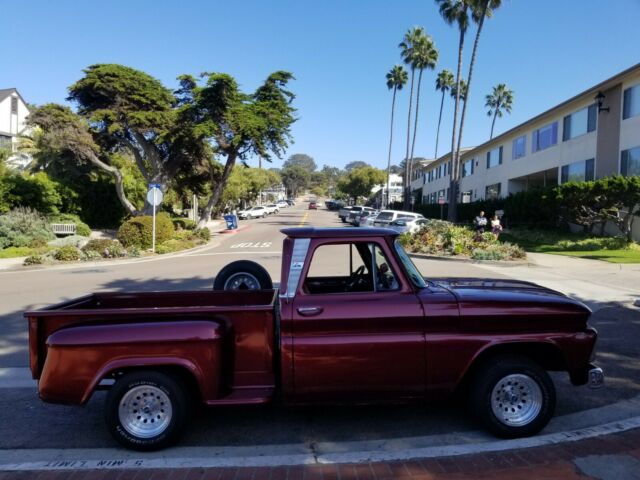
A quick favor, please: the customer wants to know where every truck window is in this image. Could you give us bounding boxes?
[304,243,398,294]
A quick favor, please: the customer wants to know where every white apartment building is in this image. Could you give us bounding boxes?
[372,173,404,206]
[421,63,640,204]
[0,88,31,169]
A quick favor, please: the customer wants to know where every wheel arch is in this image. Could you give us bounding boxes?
[455,341,566,398]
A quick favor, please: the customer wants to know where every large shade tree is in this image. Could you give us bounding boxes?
[67,64,209,214]
[485,83,514,138]
[175,71,296,226]
[337,166,386,204]
[283,153,317,172]
[385,65,408,208]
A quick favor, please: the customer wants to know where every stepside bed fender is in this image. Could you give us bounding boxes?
[39,320,224,405]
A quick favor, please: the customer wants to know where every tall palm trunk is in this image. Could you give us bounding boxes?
[404,68,415,210]
[435,89,446,159]
[447,28,465,222]
[408,67,425,203]
[386,86,398,209]
[490,109,498,139]
[454,2,490,205]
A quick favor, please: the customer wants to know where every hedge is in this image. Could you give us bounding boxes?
[117,212,175,249]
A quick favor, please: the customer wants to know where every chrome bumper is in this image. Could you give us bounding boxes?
[588,365,604,389]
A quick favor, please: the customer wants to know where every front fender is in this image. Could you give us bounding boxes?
[39,320,223,405]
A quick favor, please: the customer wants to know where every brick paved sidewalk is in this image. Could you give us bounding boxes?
[2,427,639,480]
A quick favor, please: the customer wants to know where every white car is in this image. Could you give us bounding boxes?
[264,204,280,214]
[360,212,380,227]
[372,210,424,227]
[388,218,430,234]
[238,206,268,219]
[276,201,288,208]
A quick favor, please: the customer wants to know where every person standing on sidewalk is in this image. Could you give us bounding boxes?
[474,211,488,234]
[491,214,503,239]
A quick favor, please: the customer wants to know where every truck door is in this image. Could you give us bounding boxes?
[291,240,425,402]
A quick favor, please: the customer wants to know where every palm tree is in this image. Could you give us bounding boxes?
[399,26,427,208]
[450,78,468,103]
[434,69,454,159]
[385,65,408,208]
[485,83,514,138]
[409,35,438,178]
[435,0,470,221]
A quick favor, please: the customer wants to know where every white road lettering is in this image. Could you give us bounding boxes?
[230,242,273,249]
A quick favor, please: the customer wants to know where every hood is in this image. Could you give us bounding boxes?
[429,277,591,315]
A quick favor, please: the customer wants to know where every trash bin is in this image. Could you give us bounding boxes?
[223,214,238,230]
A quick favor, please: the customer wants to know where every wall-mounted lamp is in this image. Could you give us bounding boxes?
[595,91,610,114]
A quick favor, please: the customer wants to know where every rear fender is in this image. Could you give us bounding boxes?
[38,320,223,405]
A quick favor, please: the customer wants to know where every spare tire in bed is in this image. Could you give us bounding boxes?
[213,260,273,290]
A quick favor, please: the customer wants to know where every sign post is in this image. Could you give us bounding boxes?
[146,184,163,253]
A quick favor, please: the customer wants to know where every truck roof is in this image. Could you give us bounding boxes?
[281,227,400,238]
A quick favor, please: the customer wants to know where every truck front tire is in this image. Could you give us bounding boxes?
[213,260,273,290]
[470,355,555,438]
[105,371,189,451]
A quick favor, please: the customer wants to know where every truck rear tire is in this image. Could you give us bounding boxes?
[213,260,273,290]
[105,371,189,451]
[470,355,555,438]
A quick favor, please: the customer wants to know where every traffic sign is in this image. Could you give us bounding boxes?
[147,188,163,207]
[438,196,446,205]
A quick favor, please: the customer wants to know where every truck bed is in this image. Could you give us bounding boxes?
[26,290,278,404]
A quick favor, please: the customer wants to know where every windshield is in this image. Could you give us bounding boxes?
[394,240,427,289]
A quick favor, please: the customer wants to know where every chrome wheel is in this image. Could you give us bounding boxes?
[223,272,260,290]
[118,385,172,439]
[491,373,542,427]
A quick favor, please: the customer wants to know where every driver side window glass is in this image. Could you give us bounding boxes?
[373,244,400,291]
[305,243,369,294]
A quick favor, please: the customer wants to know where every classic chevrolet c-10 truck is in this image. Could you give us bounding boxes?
[26,228,603,450]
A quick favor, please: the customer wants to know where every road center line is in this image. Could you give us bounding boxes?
[298,212,309,227]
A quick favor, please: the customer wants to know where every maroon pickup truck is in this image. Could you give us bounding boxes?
[26,228,603,451]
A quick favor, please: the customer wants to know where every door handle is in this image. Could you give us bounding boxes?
[297,307,323,316]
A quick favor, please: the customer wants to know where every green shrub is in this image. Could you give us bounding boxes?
[48,235,89,248]
[172,218,197,231]
[23,255,44,265]
[0,207,56,249]
[54,245,81,261]
[49,213,91,237]
[117,213,175,249]
[0,246,48,258]
[81,250,102,261]
[156,239,193,254]
[194,227,211,241]
[83,238,126,258]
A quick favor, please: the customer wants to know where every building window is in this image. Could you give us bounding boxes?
[486,146,503,169]
[462,158,474,177]
[512,135,526,160]
[560,159,595,184]
[621,147,640,176]
[563,105,597,141]
[0,135,11,149]
[10,97,18,114]
[485,183,501,200]
[623,84,640,120]
[461,191,472,203]
[532,122,558,153]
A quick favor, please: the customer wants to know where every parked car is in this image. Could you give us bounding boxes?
[276,201,289,208]
[348,207,377,226]
[354,210,378,227]
[27,227,602,451]
[286,199,295,206]
[238,206,268,219]
[373,210,424,227]
[264,204,280,215]
[360,212,380,227]
[389,218,430,234]
[308,201,317,210]
[338,206,355,222]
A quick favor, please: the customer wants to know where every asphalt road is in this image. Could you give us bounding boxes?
[0,202,638,451]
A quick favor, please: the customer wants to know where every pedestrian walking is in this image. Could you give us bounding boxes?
[491,214,503,239]
[474,211,488,233]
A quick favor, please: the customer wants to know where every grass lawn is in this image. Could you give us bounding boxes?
[0,246,52,259]
[500,230,640,264]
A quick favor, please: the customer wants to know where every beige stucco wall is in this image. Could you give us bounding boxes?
[619,73,640,161]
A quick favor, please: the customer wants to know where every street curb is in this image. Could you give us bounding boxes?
[408,252,534,267]
[0,225,227,274]
[219,224,252,234]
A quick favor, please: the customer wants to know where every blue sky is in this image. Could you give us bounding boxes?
[2,0,639,170]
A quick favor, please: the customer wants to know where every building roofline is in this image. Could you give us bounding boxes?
[427,62,640,170]
[0,88,30,110]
